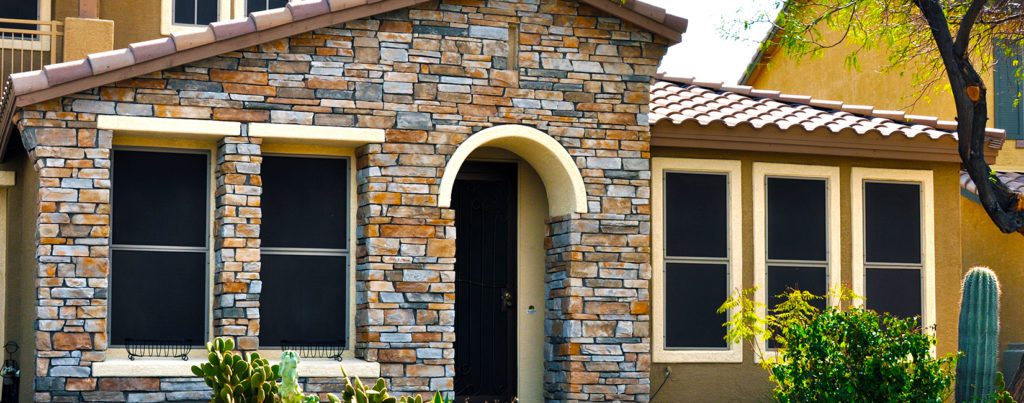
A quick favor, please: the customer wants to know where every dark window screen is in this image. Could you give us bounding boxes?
[113,150,208,247]
[664,263,728,348]
[767,266,827,348]
[247,0,288,12]
[262,156,347,249]
[260,254,347,346]
[111,250,206,345]
[665,172,727,258]
[866,268,922,321]
[767,177,827,261]
[865,182,921,264]
[174,0,217,25]
[112,149,208,346]
[0,0,38,31]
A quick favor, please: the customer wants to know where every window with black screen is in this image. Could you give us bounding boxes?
[260,155,348,348]
[111,149,209,346]
[765,177,828,347]
[863,181,923,321]
[246,0,288,13]
[174,0,217,25]
[663,171,730,349]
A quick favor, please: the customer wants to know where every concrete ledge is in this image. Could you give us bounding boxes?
[92,357,380,378]
[97,115,242,139]
[248,123,385,147]
[0,171,14,187]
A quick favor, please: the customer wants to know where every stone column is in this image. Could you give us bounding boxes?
[545,157,652,402]
[356,139,455,395]
[25,123,113,401]
[212,136,262,351]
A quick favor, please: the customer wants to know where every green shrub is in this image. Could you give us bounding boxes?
[720,288,957,402]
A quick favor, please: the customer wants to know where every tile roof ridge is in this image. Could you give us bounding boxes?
[653,76,975,136]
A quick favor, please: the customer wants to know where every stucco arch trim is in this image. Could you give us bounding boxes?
[438,125,588,217]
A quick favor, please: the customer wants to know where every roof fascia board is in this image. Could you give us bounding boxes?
[651,121,981,164]
[579,0,685,43]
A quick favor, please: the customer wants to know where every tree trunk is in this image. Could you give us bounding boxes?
[914,0,1024,234]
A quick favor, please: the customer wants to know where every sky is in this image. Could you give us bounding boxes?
[642,1,781,84]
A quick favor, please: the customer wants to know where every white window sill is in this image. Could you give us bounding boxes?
[653,348,744,364]
[93,357,380,378]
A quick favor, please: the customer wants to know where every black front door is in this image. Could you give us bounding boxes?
[453,162,517,402]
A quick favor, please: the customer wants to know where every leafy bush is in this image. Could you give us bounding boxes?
[720,288,957,402]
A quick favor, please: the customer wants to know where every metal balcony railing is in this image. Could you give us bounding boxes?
[0,18,63,83]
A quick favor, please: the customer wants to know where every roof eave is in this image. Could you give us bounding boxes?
[579,0,687,44]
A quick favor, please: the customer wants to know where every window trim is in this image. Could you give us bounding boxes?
[102,126,375,362]
[753,162,841,355]
[652,157,743,363]
[851,167,936,331]
[160,0,233,35]
[257,144,358,360]
[108,145,216,348]
[0,0,54,51]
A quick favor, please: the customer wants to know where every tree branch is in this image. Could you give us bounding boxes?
[915,0,1024,233]
[955,0,987,56]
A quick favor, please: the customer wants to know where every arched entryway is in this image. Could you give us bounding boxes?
[442,125,586,402]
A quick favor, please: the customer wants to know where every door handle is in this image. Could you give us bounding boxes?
[501,289,513,312]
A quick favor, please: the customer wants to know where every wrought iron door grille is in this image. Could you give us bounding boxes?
[124,339,193,360]
[279,340,345,361]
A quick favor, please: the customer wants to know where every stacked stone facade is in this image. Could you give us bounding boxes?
[16,0,669,401]
[213,136,263,352]
[21,116,113,401]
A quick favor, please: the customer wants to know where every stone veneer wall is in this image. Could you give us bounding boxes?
[16,0,669,401]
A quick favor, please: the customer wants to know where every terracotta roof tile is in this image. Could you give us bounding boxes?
[329,0,368,12]
[210,17,258,40]
[651,75,1006,149]
[288,0,332,20]
[128,37,177,63]
[170,26,217,51]
[8,70,47,94]
[250,7,294,31]
[87,48,135,74]
[42,59,92,86]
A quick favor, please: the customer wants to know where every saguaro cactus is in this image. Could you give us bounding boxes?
[956,267,1002,402]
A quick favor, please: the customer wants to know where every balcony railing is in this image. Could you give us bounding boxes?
[0,18,63,82]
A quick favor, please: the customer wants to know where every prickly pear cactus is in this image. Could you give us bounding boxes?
[956,267,1002,402]
[190,337,280,403]
[329,366,449,403]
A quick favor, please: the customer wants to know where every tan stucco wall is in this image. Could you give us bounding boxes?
[0,150,38,403]
[517,161,546,403]
[101,0,162,49]
[747,27,995,122]
[650,147,962,402]
[961,197,1024,363]
[62,17,114,61]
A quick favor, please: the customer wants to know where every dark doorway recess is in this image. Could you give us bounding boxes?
[452,161,518,403]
